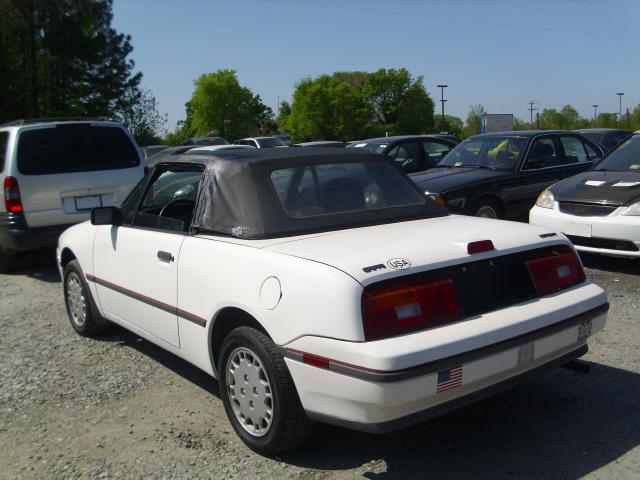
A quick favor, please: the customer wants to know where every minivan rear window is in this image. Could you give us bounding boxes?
[17,124,139,175]
[0,132,8,172]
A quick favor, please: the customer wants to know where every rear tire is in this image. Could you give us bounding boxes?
[471,198,502,219]
[63,260,109,337]
[219,326,313,455]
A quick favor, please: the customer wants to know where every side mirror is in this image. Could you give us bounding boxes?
[91,206,122,226]
[525,158,544,170]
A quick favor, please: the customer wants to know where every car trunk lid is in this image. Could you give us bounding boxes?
[264,215,564,285]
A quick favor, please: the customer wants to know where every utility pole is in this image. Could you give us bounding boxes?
[527,100,538,127]
[617,92,624,125]
[627,107,631,129]
[437,85,448,132]
[277,95,280,119]
[592,104,599,127]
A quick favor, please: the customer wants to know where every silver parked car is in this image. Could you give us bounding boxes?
[0,118,145,271]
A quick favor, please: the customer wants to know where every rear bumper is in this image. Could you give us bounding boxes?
[530,205,640,258]
[284,284,607,431]
[0,212,70,253]
[304,344,588,433]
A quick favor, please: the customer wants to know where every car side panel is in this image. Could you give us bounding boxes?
[175,235,365,375]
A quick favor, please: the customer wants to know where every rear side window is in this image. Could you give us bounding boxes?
[0,132,8,172]
[17,124,139,175]
[271,161,425,218]
[387,142,421,172]
[559,136,589,163]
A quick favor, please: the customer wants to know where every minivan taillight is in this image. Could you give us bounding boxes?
[520,245,585,295]
[362,276,463,341]
[3,176,23,213]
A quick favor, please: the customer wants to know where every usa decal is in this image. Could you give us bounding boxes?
[387,258,411,270]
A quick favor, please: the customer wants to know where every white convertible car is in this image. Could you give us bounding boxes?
[57,148,608,454]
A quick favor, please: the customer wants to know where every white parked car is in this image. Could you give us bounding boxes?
[0,118,144,271]
[57,148,608,454]
[187,145,254,153]
[530,131,640,258]
[233,136,288,148]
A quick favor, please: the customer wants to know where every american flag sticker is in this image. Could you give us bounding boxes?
[436,365,463,393]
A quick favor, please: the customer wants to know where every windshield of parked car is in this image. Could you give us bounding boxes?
[439,136,528,171]
[257,137,286,148]
[271,161,425,218]
[593,134,640,171]
[346,142,388,154]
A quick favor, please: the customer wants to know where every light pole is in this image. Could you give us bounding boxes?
[617,92,624,125]
[437,85,447,132]
[528,100,538,126]
[592,104,599,127]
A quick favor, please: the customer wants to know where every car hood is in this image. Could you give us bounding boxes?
[409,167,512,193]
[549,170,640,206]
[264,215,563,286]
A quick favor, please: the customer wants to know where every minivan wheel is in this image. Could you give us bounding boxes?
[219,326,313,455]
[63,260,109,337]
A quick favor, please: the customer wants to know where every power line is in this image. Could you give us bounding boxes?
[261,0,640,40]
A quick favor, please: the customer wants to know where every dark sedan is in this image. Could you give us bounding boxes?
[574,128,632,152]
[410,130,605,220]
[345,135,459,174]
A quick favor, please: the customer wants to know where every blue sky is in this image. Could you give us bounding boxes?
[112,0,639,132]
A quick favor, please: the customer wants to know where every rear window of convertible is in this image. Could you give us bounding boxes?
[270,161,426,218]
[17,124,139,175]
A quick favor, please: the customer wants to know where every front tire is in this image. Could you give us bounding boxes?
[471,198,502,219]
[219,326,313,455]
[63,260,109,337]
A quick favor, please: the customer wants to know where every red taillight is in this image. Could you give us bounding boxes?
[521,246,586,295]
[144,166,150,175]
[362,276,463,341]
[3,176,23,213]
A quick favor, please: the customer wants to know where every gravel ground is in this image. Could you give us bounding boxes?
[0,250,638,479]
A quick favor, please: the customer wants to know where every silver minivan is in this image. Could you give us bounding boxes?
[0,119,144,270]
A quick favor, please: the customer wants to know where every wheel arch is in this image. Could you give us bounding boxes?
[60,247,77,268]
[208,306,270,376]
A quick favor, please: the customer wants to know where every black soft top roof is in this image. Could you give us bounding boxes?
[155,148,447,239]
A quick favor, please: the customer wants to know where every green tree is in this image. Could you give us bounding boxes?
[0,0,142,122]
[513,116,529,130]
[189,70,271,140]
[286,75,370,142]
[277,100,291,132]
[628,104,640,130]
[538,108,562,130]
[596,112,618,128]
[361,68,434,136]
[118,87,167,145]
[559,105,580,129]
[462,104,485,138]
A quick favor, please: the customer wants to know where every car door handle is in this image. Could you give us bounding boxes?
[157,251,174,263]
